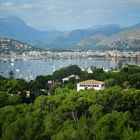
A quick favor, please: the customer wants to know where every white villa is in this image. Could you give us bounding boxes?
[77,80,105,91]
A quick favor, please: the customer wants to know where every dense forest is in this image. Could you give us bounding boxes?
[0,65,140,140]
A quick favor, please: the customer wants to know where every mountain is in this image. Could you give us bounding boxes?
[0,37,42,54]
[126,23,140,30]
[95,26,140,51]
[0,16,140,51]
[75,23,140,51]
[0,16,43,41]
[90,24,121,30]
[76,35,107,50]
[0,16,125,50]
[47,24,124,49]
[0,16,61,47]
[75,25,124,50]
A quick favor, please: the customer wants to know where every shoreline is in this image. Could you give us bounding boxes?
[0,50,140,60]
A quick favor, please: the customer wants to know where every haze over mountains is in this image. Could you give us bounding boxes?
[0,16,140,51]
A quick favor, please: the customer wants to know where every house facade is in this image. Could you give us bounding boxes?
[77,80,105,91]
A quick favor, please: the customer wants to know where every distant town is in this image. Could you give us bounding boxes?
[0,50,140,60]
[0,38,140,60]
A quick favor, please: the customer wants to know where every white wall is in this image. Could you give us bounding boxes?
[77,83,104,91]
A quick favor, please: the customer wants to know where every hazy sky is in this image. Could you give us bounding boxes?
[0,0,140,31]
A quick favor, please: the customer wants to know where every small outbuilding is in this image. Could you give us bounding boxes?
[62,74,80,82]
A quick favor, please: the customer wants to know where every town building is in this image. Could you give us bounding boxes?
[77,80,105,91]
[86,68,93,73]
[103,67,112,72]
[62,74,80,82]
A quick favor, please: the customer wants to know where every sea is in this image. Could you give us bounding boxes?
[0,57,139,80]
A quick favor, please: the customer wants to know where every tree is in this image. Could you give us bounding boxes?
[0,92,9,108]
[123,81,130,89]
[129,73,140,87]
[8,71,14,80]
[94,111,134,140]
[53,65,82,81]
[35,75,48,89]
[122,127,140,140]
[4,80,25,94]
[105,78,116,87]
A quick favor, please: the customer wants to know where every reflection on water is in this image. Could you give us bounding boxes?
[0,57,140,80]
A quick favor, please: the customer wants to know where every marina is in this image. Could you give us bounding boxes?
[0,57,139,80]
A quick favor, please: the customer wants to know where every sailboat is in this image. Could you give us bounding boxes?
[53,66,56,72]
[16,68,20,72]
[11,62,14,66]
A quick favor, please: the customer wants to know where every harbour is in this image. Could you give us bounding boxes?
[0,56,139,80]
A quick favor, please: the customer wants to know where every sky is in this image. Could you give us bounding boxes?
[0,0,140,31]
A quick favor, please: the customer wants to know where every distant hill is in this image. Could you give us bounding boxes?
[75,24,140,51]
[126,23,140,30]
[0,37,42,54]
[95,28,140,51]
[0,16,140,51]
[48,24,124,49]
[76,35,107,50]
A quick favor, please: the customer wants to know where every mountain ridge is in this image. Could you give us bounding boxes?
[0,16,140,51]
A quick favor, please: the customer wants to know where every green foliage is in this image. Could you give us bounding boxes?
[0,87,140,140]
[0,92,21,108]
[123,81,131,89]
[0,92,9,108]
[122,127,140,140]
[105,78,116,87]
[0,65,140,140]
[94,111,134,140]
[53,65,82,81]
[0,79,27,94]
